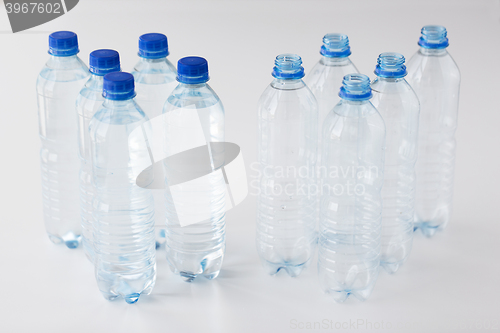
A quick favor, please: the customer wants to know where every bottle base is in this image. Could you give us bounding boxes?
[260,259,311,278]
[167,251,225,283]
[380,260,402,274]
[324,285,374,303]
[48,232,82,249]
[413,222,442,238]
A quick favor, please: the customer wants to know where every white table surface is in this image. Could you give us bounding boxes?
[0,0,499,332]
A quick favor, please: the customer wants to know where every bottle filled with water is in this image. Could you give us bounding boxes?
[371,53,419,273]
[36,31,89,248]
[318,74,385,302]
[406,26,460,237]
[162,56,226,282]
[306,33,358,156]
[256,54,318,277]
[132,33,177,248]
[90,72,156,304]
[76,49,121,262]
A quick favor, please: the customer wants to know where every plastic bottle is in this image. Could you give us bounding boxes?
[163,56,226,282]
[256,54,318,277]
[132,33,177,248]
[318,74,385,302]
[406,26,460,237]
[90,72,156,304]
[36,31,89,248]
[306,33,358,154]
[371,53,419,273]
[76,49,120,262]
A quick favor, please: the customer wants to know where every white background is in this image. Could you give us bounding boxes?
[0,0,499,332]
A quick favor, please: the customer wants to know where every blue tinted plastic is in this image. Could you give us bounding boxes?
[139,33,169,59]
[418,25,449,49]
[177,56,209,84]
[272,54,305,80]
[103,72,136,100]
[339,73,372,101]
[89,49,120,76]
[374,52,407,79]
[48,31,79,56]
[320,33,351,58]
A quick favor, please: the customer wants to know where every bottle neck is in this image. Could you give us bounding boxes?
[138,56,167,66]
[102,98,135,108]
[419,47,447,56]
[340,99,371,106]
[271,78,305,90]
[320,56,351,66]
[177,82,207,89]
[374,76,405,83]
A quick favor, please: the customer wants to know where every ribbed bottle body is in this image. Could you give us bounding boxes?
[257,79,318,277]
[36,55,89,248]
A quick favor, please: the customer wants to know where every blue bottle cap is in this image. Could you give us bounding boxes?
[89,49,121,76]
[177,56,209,84]
[103,72,136,100]
[339,73,372,101]
[138,33,169,59]
[48,31,79,56]
[272,54,305,80]
[374,52,407,79]
[418,25,449,49]
[320,33,351,58]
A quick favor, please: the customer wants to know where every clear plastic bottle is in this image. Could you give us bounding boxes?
[90,72,156,304]
[256,54,318,277]
[306,33,358,153]
[406,26,460,237]
[371,53,419,273]
[318,74,385,302]
[76,49,121,263]
[36,31,89,248]
[163,57,226,282]
[132,33,177,248]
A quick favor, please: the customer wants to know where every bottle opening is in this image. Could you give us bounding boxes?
[374,52,407,78]
[339,73,372,101]
[418,25,449,49]
[272,53,305,80]
[320,33,351,58]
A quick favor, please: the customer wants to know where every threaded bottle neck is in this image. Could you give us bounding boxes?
[320,33,351,58]
[374,52,407,79]
[272,54,305,80]
[418,25,449,49]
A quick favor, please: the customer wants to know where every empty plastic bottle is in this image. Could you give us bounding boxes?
[406,26,460,237]
[132,33,177,248]
[36,31,89,248]
[318,74,385,302]
[76,49,120,262]
[90,72,156,304]
[163,56,226,282]
[306,33,358,153]
[256,54,318,277]
[371,53,419,274]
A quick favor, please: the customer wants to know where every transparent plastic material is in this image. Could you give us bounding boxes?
[76,75,105,262]
[406,47,460,237]
[132,57,177,248]
[371,54,419,274]
[162,82,226,282]
[36,54,89,248]
[318,74,385,302]
[306,35,358,154]
[256,55,318,277]
[90,98,156,304]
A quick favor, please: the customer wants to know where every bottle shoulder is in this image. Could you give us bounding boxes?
[164,83,223,111]
[306,58,358,90]
[92,100,147,128]
[258,82,318,119]
[406,49,460,83]
[38,56,89,83]
[78,76,104,101]
[131,58,177,84]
